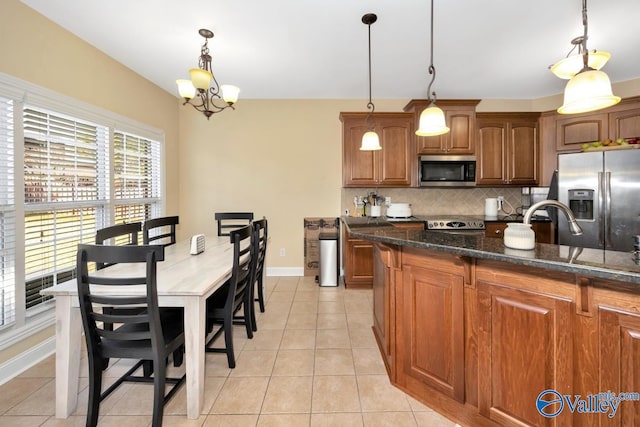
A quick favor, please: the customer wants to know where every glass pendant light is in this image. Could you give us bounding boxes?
[557,0,620,114]
[549,36,610,79]
[415,0,449,137]
[360,13,381,151]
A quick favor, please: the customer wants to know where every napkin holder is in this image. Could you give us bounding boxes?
[190,234,205,255]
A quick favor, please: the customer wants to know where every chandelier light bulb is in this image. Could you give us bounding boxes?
[558,69,621,114]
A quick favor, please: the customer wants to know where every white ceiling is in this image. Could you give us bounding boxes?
[20,0,640,101]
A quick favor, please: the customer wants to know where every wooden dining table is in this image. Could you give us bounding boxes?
[41,233,234,420]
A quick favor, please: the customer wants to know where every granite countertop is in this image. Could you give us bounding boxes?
[342,217,640,285]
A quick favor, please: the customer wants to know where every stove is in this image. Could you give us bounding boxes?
[424,216,486,233]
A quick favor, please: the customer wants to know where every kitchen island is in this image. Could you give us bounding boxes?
[344,217,640,426]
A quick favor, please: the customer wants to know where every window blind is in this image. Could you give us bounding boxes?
[113,131,161,224]
[0,97,15,326]
[23,107,108,308]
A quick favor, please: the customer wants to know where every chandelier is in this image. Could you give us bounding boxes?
[176,29,240,119]
[415,0,449,137]
[556,0,620,114]
[360,13,381,151]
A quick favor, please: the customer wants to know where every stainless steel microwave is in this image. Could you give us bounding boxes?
[419,155,476,187]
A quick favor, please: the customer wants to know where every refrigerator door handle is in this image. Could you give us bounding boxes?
[605,171,612,249]
[598,172,605,247]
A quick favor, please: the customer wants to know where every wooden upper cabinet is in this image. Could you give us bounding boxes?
[609,107,640,139]
[556,112,609,151]
[404,99,480,155]
[341,112,414,187]
[476,113,540,186]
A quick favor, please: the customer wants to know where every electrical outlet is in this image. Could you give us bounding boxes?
[497,196,505,203]
[385,197,391,206]
[279,248,286,257]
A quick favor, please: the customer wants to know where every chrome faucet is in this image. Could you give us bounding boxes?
[524,200,583,235]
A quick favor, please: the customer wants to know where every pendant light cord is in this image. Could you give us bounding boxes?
[426,0,438,104]
[581,0,590,70]
[364,15,376,129]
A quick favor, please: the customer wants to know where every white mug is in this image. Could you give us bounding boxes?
[485,198,499,217]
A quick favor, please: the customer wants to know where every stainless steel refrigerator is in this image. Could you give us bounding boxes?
[558,149,640,252]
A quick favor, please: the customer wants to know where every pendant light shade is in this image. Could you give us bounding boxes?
[416,104,449,136]
[550,50,610,79]
[416,0,450,137]
[558,69,621,114]
[360,13,381,151]
[555,0,620,114]
[361,131,381,151]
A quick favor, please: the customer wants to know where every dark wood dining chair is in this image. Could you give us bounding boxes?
[95,222,143,332]
[143,216,179,247]
[205,225,255,368]
[252,217,268,319]
[95,222,142,269]
[76,244,186,427]
[214,212,254,236]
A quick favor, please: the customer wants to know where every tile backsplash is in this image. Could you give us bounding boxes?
[341,187,523,217]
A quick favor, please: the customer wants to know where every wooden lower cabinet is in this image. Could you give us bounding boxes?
[397,248,466,402]
[599,307,640,425]
[476,277,574,426]
[485,221,555,244]
[373,244,640,427]
[343,229,373,288]
[372,243,400,378]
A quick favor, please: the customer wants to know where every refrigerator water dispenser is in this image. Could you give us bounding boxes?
[568,189,594,220]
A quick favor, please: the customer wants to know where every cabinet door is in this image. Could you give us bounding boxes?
[378,117,413,186]
[508,122,538,185]
[599,307,640,426]
[344,233,373,288]
[401,252,465,402]
[342,118,378,187]
[609,107,640,140]
[477,122,507,185]
[556,112,609,152]
[373,243,400,376]
[477,282,573,426]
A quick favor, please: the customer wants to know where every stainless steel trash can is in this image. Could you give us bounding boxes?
[318,232,339,286]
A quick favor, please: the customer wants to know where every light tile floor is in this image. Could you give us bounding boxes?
[0,276,458,427]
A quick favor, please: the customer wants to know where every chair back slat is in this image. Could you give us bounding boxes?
[215,212,253,237]
[143,216,179,247]
[95,223,142,269]
[77,244,165,359]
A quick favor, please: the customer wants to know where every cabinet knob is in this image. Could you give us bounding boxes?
[495,230,502,235]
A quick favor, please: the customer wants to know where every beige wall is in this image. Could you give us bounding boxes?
[177,99,406,270]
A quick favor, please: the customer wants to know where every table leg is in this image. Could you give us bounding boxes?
[183,296,205,419]
[54,295,82,418]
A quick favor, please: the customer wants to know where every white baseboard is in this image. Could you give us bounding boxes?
[266,267,303,276]
[0,336,56,386]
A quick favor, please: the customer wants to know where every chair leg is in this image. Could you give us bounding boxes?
[224,312,236,369]
[257,275,265,313]
[243,299,254,339]
[152,357,167,427]
[86,357,104,427]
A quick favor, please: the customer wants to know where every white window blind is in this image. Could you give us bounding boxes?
[113,131,161,224]
[23,107,109,309]
[0,97,15,326]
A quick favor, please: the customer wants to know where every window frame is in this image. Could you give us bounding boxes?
[0,72,165,348]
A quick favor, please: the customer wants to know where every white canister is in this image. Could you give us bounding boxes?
[485,198,499,217]
[503,223,535,250]
[369,205,381,217]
